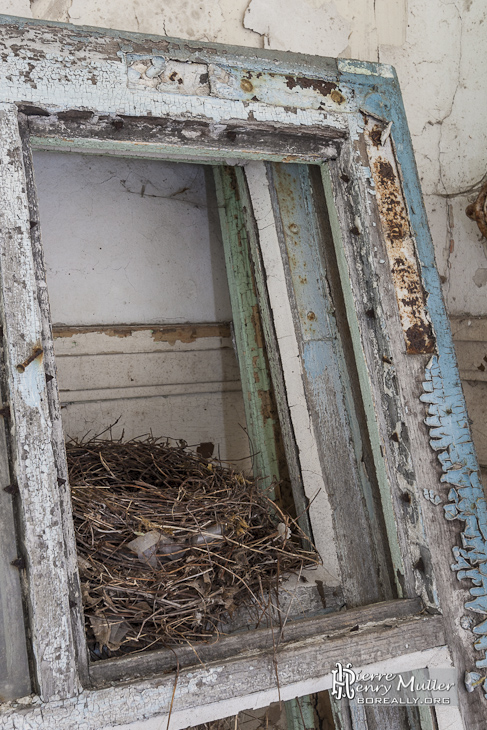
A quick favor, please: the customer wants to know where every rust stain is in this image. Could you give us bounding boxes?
[330,89,346,105]
[285,75,336,97]
[405,322,435,355]
[257,389,274,422]
[240,78,253,93]
[17,343,43,373]
[370,124,382,148]
[52,323,231,345]
[367,125,436,356]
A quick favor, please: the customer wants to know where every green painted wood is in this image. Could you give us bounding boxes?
[213,166,279,498]
[30,135,323,165]
[285,694,316,730]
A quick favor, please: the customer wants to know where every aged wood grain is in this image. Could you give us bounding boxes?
[19,117,90,686]
[321,145,438,730]
[244,162,341,587]
[89,597,422,686]
[0,611,445,730]
[214,165,281,496]
[27,115,341,165]
[231,165,314,542]
[322,129,484,726]
[0,361,31,701]
[267,161,396,608]
[0,103,79,700]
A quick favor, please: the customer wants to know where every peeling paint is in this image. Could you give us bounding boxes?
[127,56,210,96]
[208,63,352,112]
[421,355,487,697]
[52,323,231,345]
[364,117,436,355]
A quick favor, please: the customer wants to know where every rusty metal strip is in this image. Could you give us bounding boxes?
[364,117,435,355]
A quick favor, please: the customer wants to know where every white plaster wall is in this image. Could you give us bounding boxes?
[3,0,485,316]
[34,152,231,326]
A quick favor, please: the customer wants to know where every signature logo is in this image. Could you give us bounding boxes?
[331,662,356,700]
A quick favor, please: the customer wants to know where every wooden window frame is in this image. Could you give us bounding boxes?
[0,14,484,730]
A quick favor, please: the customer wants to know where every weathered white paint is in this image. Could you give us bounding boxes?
[0,612,446,730]
[244,161,341,587]
[0,28,347,133]
[0,7,482,726]
[0,102,79,701]
[107,645,453,730]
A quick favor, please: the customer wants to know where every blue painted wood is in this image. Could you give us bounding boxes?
[268,162,395,605]
[339,61,487,699]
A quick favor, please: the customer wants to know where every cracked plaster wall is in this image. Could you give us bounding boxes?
[3,0,483,316]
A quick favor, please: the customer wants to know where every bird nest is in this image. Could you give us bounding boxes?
[68,438,319,660]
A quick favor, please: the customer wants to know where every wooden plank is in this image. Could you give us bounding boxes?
[232,166,314,543]
[52,324,232,351]
[0,103,79,700]
[19,116,90,688]
[321,148,437,730]
[0,370,31,701]
[27,115,341,165]
[216,165,329,730]
[244,162,341,588]
[321,152,428,604]
[266,161,395,607]
[90,596,422,687]
[0,18,350,144]
[213,166,281,496]
[0,612,445,730]
[363,119,435,356]
[268,160,414,730]
[321,130,479,725]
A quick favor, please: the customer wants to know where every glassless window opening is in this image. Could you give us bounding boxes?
[32,150,332,662]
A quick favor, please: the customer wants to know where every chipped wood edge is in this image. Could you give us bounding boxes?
[18,115,90,687]
[89,597,422,686]
[244,161,341,587]
[0,613,445,730]
[0,103,79,700]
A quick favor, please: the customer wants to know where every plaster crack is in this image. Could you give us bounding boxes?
[30,0,73,23]
[437,0,463,197]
